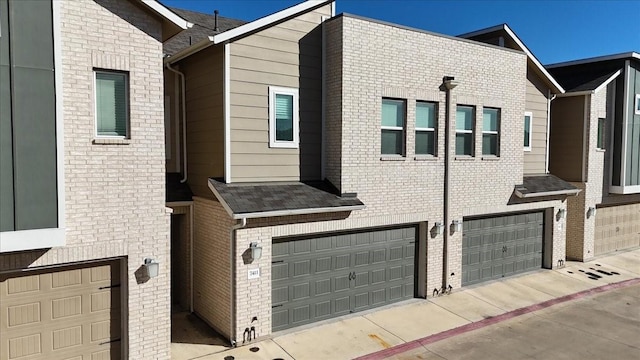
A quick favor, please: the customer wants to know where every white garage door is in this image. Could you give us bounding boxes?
[595,203,640,255]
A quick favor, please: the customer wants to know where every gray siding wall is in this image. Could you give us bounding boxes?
[181,46,224,199]
[549,96,585,181]
[228,5,331,182]
[524,70,550,174]
[0,0,57,231]
[625,63,640,186]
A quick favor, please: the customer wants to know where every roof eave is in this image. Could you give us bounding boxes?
[164,36,215,64]
[212,0,334,44]
[232,205,366,220]
[515,188,581,198]
[138,0,192,42]
[547,51,640,68]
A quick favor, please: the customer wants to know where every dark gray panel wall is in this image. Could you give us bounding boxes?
[1,0,58,231]
[625,64,640,186]
[0,0,13,231]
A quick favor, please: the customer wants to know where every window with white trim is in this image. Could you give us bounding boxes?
[95,70,129,138]
[635,94,640,114]
[415,101,437,156]
[455,105,474,156]
[269,86,299,148]
[597,117,606,150]
[381,98,405,155]
[482,108,500,156]
[524,112,532,151]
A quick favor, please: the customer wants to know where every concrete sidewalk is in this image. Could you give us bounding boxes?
[171,249,640,360]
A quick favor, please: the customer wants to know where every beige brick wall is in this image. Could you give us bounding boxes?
[0,0,171,358]
[192,197,233,339]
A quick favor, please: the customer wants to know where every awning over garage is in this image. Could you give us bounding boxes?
[514,174,581,198]
[208,178,365,219]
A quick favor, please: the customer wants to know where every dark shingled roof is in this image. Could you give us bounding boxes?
[514,175,580,198]
[548,59,625,93]
[166,173,193,202]
[208,179,365,219]
[164,7,247,56]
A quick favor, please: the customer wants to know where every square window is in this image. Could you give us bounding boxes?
[455,105,474,156]
[269,86,299,148]
[416,101,437,156]
[597,117,606,150]
[482,108,500,156]
[95,70,129,137]
[381,98,405,155]
[524,112,532,151]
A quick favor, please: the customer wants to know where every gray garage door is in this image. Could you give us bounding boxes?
[272,227,416,332]
[462,212,544,286]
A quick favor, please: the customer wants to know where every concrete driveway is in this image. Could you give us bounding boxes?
[171,248,640,360]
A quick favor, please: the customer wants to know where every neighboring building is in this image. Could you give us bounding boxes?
[546,52,640,261]
[0,1,188,359]
[163,0,578,344]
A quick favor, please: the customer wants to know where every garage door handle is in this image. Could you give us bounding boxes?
[349,272,357,280]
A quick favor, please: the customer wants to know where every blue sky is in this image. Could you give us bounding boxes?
[162,0,639,65]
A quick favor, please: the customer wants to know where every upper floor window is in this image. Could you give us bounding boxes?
[415,101,437,156]
[482,107,500,156]
[635,94,640,114]
[524,112,532,152]
[95,70,129,138]
[269,86,299,148]
[597,117,606,150]
[381,98,405,155]
[455,105,474,156]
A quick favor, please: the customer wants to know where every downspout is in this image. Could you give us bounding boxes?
[441,76,458,292]
[166,62,188,183]
[545,89,556,174]
[228,217,247,347]
[189,203,194,313]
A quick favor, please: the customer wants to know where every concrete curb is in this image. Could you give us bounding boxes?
[354,277,640,360]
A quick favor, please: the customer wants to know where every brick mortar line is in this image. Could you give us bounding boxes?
[354,277,640,360]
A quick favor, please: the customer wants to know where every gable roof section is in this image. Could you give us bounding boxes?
[166,0,334,63]
[137,0,191,41]
[459,24,565,94]
[555,70,621,97]
[164,7,247,56]
[547,52,639,68]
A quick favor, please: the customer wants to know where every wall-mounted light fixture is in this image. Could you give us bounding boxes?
[434,222,444,236]
[587,207,597,219]
[556,208,566,221]
[143,258,159,278]
[249,242,263,263]
[451,220,463,233]
[442,76,459,90]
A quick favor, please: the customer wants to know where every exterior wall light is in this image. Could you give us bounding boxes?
[434,222,444,236]
[556,208,566,221]
[143,258,159,278]
[451,220,463,233]
[587,207,597,219]
[249,242,263,262]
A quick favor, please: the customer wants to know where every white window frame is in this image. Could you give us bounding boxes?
[94,69,130,139]
[268,86,299,149]
[524,111,533,152]
[455,105,475,156]
[482,107,500,156]
[597,117,606,150]
[415,101,437,156]
[635,94,640,115]
[381,98,406,156]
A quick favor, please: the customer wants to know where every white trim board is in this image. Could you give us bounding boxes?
[139,0,191,29]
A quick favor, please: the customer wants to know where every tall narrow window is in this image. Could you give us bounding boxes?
[635,94,640,114]
[381,98,405,155]
[524,112,532,151]
[455,105,474,156]
[482,107,500,156]
[95,70,129,137]
[597,117,606,150]
[415,101,437,156]
[268,86,299,148]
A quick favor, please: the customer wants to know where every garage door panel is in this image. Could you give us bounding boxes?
[272,226,416,331]
[595,204,640,255]
[1,261,122,360]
